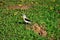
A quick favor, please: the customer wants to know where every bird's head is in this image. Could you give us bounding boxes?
[22,14,27,18]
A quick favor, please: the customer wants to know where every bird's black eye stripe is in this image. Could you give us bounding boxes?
[25,18,31,21]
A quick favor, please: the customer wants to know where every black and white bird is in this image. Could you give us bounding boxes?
[22,14,31,24]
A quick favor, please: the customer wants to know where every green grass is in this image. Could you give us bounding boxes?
[0,0,60,40]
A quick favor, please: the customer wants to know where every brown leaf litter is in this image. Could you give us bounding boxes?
[32,23,47,37]
[26,23,47,37]
[8,4,31,10]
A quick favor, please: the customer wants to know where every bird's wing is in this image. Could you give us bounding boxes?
[25,18,31,22]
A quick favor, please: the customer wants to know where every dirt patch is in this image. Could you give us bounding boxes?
[8,4,31,10]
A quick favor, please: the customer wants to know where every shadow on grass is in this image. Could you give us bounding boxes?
[15,21,29,24]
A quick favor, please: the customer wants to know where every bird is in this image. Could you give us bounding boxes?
[22,14,31,24]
